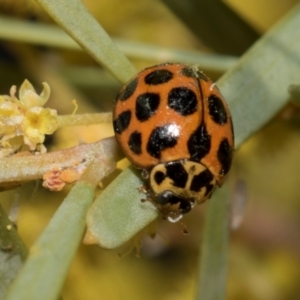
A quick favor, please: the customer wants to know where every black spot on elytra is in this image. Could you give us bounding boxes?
[205,184,215,197]
[113,110,131,134]
[181,67,208,81]
[217,138,233,176]
[135,93,160,121]
[128,131,142,155]
[188,124,211,161]
[147,125,178,159]
[190,168,214,193]
[165,161,188,188]
[154,171,166,185]
[116,78,138,101]
[144,69,173,85]
[208,95,228,124]
[168,87,198,115]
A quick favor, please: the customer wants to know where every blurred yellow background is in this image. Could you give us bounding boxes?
[0,0,300,299]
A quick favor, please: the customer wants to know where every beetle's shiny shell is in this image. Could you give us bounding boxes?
[113,63,234,185]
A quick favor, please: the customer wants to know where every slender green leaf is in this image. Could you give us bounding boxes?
[34,0,136,83]
[195,186,229,300]
[0,15,237,73]
[218,4,300,148]
[0,206,28,299]
[4,181,95,300]
[85,166,158,249]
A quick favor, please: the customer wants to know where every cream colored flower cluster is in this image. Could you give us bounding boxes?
[0,80,58,157]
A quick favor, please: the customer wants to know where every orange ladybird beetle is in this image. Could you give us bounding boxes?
[113,63,234,222]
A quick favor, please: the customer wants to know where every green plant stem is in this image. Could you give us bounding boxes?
[57,113,112,128]
[0,137,121,186]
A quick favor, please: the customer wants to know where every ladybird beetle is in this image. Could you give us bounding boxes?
[113,63,234,222]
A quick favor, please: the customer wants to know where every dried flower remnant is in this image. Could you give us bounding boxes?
[42,168,82,191]
[42,170,67,191]
[0,80,58,157]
